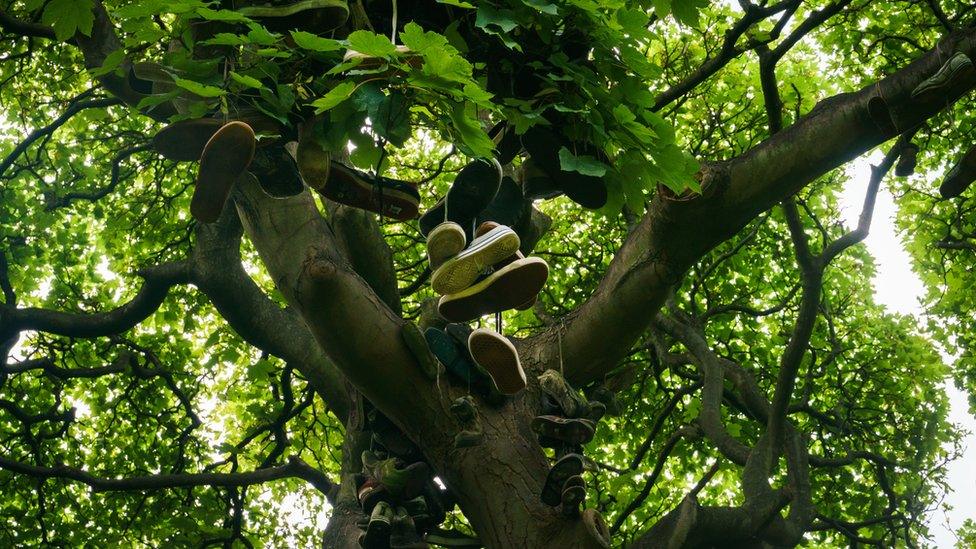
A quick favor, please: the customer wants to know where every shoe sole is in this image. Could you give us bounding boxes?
[941,147,976,199]
[320,162,419,221]
[467,329,525,395]
[419,158,502,236]
[531,416,595,445]
[431,226,520,295]
[191,121,255,223]
[153,119,225,161]
[362,519,392,549]
[296,135,332,190]
[438,257,548,322]
[542,454,583,507]
[427,222,467,270]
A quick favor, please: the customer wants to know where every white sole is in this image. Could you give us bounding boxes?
[430,226,519,295]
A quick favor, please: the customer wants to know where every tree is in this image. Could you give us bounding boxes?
[0,0,971,546]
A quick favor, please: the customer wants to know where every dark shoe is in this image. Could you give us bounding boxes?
[895,142,919,177]
[560,475,586,517]
[477,176,530,236]
[431,224,520,295]
[912,52,975,100]
[541,454,584,507]
[419,158,503,238]
[438,257,549,321]
[358,478,389,514]
[239,0,349,32]
[531,416,595,445]
[390,506,428,548]
[492,125,523,165]
[426,222,466,270]
[867,96,897,137]
[449,396,478,423]
[940,145,976,198]
[362,500,394,549]
[424,528,482,548]
[318,162,420,221]
[467,329,526,395]
[586,386,621,417]
[538,369,589,418]
[401,322,439,380]
[192,121,255,223]
[521,126,607,209]
[424,328,479,385]
[583,400,607,423]
[250,142,305,198]
[453,429,485,449]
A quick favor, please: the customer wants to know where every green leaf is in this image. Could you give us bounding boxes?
[435,0,476,8]
[447,102,494,157]
[347,30,397,57]
[229,71,265,89]
[200,32,248,46]
[42,0,95,40]
[312,81,357,113]
[558,147,609,177]
[521,0,558,15]
[399,22,450,53]
[195,7,250,22]
[173,77,226,98]
[475,6,519,33]
[88,49,126,78]
[290,30,342,52]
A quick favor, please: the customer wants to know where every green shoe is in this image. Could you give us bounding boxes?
[911,52,975,100]
[239,0,349,33]
[538,369,589,418]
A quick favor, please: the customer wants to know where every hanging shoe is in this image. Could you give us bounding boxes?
[317,161,420,221]
[541,453,584,507]
[358,477,389,514]
[521,126,608,209]
[895,142,919,177]
[192,121,256,223]
[450,396,485,448]
[867,96,897,138]
[940,144,976,199]
[361,500,395,549]
[437,256,548,321]
[582,509,612,549]
[153,114,281,162]
[911,52,976,101]
[297,117,332,191]
[583,401,607,423]
[239,0,349,33]
[418,159,503,238]
[476,177,531,239]
[250,141,305,198]
[560,475,586,517]
[467,329,526,395]
[424,327,479,385]
[430,224,520,295]
[390,506,428,549]
[538,370,589,419]
[426,222,466,270]
[531,415,596,445]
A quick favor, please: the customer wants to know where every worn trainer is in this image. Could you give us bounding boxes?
[912,52,976,100]
[430,224,520,295]
[438,256,549,322]
[250,141,305,198]
[192,121,256,223]
[541,453,584,507]
[940,144,976,199]
[419,158,503,238]
[426,222,466,270]
[317,161,420,221]
[361,500,394,549]
[467,329,526,395]
[531,415,596,445]
[560,475,586,517]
